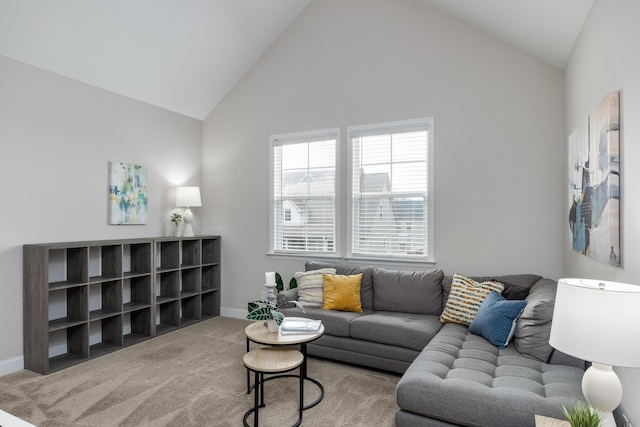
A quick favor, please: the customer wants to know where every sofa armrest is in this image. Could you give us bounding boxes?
[278,288,299,305]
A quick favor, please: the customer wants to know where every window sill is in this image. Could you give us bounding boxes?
[267,252,436,269]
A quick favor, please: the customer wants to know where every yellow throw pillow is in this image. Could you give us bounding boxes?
[322,273,363,312]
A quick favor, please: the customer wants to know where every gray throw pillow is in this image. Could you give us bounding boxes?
[372,268,444,315]
[513,279,557,362]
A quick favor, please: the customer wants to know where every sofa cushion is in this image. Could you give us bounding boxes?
[513,279,557,362]
[469,291,527,348]
[294,268,336,307]
[396,323,586,427]
[350,311,443,351]
[440,274,504,326]
[372,268,444,315]
[306,261,374,310]
[322,273,363,312]
[442,274,543,301]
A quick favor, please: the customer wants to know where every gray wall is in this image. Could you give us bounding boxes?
[0,55,203,373]
[202,0,566,316]
[564,0,640,421]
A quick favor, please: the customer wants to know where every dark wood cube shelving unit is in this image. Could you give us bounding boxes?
[23,236,221,374]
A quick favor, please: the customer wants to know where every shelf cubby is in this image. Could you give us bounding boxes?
[89,280,122,321]
[89,315,123,357]
[156,270,180,303]
[123,275,152,312]
[181,239,201,267]
[155,300,180,335]
[181,267,200,297]
[201,238,219,265]
[124,242,152,276]
[156,240,180,271]
[180,295,201,326]
[48,323,89,372]
[123,307,152,346]
[201,290,221,318]
[89,245,122,283]
[201,265,219,292]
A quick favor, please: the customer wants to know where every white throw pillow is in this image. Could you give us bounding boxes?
[294,268,336,307]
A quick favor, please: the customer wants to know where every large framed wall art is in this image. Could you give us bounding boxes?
[568,91,620,266]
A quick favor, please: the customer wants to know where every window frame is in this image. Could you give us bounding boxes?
[268,128,340,258]
[347,118,435,263]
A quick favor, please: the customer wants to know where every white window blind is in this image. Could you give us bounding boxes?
[349,119,433,260]
[271,129,338,255]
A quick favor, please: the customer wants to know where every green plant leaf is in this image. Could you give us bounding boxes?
[562,403,602,427]
[271,310,284,325]
[275,272,284,292]
[289,277,298,289]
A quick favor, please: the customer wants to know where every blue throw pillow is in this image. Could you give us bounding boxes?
[469,291,527,348]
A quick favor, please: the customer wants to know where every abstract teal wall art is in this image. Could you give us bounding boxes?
[568,91,620,266]
[109,162,148,225]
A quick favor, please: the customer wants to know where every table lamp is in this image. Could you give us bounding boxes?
[549,278,640,427]
[176,186,201,237]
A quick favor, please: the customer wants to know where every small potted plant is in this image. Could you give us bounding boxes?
[246,298,305,332]
[169,210,182,237]
[562,403,602,427]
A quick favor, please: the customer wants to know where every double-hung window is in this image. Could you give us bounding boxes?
[348,118,434,261]
[270,129,338,256]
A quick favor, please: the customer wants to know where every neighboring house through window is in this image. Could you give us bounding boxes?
[270,129,338,255]
[349,118,434,261]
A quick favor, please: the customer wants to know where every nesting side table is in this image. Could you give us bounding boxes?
[244,321,325,418]
[243,347,304,427]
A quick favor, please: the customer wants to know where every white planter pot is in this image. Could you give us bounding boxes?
[266,319,279,333]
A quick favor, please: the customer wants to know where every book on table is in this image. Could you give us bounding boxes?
[280,317,322,334]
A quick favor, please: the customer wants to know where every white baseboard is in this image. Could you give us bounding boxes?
[221,306,246,319]
[0,355,24,376]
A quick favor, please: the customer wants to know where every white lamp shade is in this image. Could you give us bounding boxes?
[176,186,201,207]
[549,278,640,367]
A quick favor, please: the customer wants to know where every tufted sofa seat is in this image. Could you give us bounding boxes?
[396,323,586,427]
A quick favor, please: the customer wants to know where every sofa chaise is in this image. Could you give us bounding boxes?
[279,261,586,427]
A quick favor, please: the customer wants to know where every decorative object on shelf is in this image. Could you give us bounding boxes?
[169,210,182,237]
[562,403,602,427]
[568,91,620,266]
[246,298,305,332]
[550,278,640,427]
[175,186,201,237]
[108,162,148,225]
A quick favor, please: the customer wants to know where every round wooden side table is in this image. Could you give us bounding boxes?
[243,347,304,427]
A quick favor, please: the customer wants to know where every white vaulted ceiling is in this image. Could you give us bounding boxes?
[0,0,593,120]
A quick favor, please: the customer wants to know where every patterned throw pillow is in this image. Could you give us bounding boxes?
[322,274,363,312]
[469,291,527,348]
[294,268,336,307]
[439,274,504,326]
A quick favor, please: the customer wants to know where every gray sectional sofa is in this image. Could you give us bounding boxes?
[279,261,587,427]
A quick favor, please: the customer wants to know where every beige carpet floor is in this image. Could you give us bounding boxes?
[0,317,400,426]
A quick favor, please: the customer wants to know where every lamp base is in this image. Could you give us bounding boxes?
[182,208,194,237]
[582,363,622,427]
